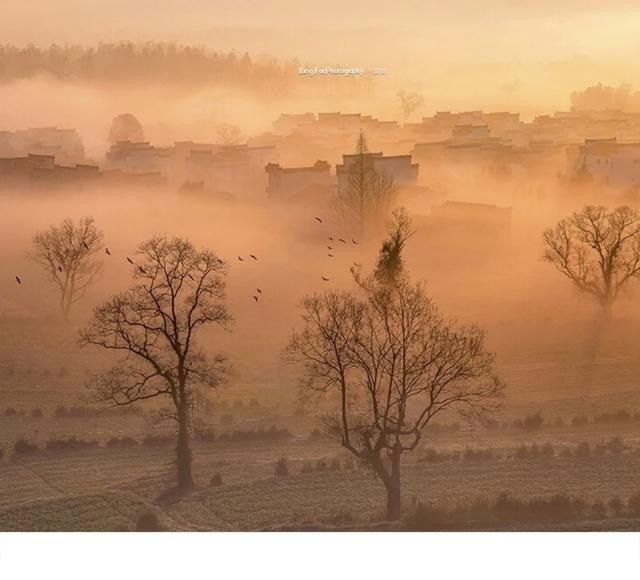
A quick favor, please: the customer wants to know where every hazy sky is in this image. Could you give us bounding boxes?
[5,1,640,67]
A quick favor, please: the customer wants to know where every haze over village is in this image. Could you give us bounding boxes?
[4,2,640,536]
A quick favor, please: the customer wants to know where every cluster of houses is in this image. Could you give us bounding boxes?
[6,107,640,235]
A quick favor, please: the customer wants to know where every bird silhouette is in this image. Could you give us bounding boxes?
[314,217,322,224]
[238,256,245,262]
[328,254,335,258]
[256,288,262,294]
[338,238,346,244]
[253,295,259,302]
[328,236,334,241]
[188,273,195,281]
[352,238,359,245]
[138,266,148,276]
[126,257,134,265]
[82,241,90,250]
[321,276,330,282]
[105,248,111,256]
[15,276,22,285]
[327,246,333,250]
[353,262,362,267]
[249,254,258,261]
[57,265,63,272]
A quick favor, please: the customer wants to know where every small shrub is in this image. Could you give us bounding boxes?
[574,441,591,458]
[274,456,289,477]
[13,438,38,454]
[571,415,589,427]
[541,443,554,458]
[209,473,223,487]
[54,405,68,418]
[4,407,17,417]
[523,413,543,432]
[30,408,43,419]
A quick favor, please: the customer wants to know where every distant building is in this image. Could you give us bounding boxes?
[0,127,85,165]
[336,152,419,190]
[575,137,640,187]
[265,160,333,200]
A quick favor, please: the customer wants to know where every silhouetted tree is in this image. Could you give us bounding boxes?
[289,227,502,520]
[108,113,145,144]
[337,132,398,239]
[371,208,416,286]
[30,217,103,321]
[543,205,640,312]
[80,237,231,491]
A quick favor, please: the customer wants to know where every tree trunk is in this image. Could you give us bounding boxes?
[385,449,402,520]
[175,405,194,491]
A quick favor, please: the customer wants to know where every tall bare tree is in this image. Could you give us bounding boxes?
[397,90,424,123]
[289,224,502,520]
[80,237,231,491]
[543,205,640,311]
[30,217,103,321]
[337,132,398,239]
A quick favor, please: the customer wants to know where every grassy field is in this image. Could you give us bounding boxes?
[1,425,640,531]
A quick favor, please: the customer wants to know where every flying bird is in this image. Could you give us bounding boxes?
[328,236,334,241]
[253,295,259,302]
[327,246,333,250]
[352,238,359,245]
[57,266,63,273]
[249,254,258,261]
[15,276,22,285]
[138,266,148,275]
[188,273,195,282]
[353,262,362,268]
[328,254,335,258]
[256,288,262,294]
[338,238,346,244]
[126,257,134,265]
[105,248,111,256]
[238,256,245,262]
[314,217,322,224]
[82,241,90,250]
[321,276,330,282]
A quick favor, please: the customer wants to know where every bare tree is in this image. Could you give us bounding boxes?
[80,237,231,492]
[289,225,502,520]
[216,123,245,146]
[30,217,103,321]
[543,205,640,311]
[337,132,398,239]
[397,90,424,123]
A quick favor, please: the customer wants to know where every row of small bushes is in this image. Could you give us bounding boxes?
[10,425,294,456]
[3,366,69,378]
[506,409,640,432]
[417,438,629,463]
[405,491,640,530]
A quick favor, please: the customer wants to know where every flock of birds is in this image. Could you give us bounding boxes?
[14,216,361,306]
